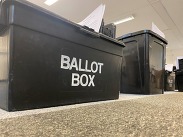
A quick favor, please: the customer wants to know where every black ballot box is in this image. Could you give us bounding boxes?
[164,71,175,91]
[0,0,125,111]
[117,30,167,94]
[176,70,183,92]
[176,59,183,91]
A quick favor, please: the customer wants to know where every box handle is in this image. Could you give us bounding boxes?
[79,27,100,38]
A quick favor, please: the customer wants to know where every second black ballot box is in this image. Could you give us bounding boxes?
[117,30,167,94]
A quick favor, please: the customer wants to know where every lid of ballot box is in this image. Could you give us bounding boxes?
[117,30,168,45]
[0,0,125,49]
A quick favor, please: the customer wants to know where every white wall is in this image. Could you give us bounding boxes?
[166,48,183,65]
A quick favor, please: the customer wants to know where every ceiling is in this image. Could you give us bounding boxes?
[26,0,183,65]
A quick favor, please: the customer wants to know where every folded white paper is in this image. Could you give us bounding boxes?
[152,22,165,38]
[78,4,105,32]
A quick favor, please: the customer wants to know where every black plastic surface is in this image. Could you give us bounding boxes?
[117,30,167,94]
[178,59,183,70]
[101,23,116,38]
[0,0,124,111]
[118,30,168,45]
[164,72,175,91]
[176,70,183,91]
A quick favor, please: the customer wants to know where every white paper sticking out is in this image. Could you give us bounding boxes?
[78,4,105,32]
[152,22,165,38]
[165,64,173,72]
[176,56,183,70]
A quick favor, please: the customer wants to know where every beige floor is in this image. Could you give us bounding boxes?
[0,91,176,119]
[0,91,182,137]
